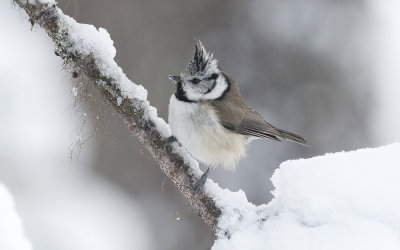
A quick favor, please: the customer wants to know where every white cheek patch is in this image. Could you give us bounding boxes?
[203,76,228,100]
[184,76,228,101]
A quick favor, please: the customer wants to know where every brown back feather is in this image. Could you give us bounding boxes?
[208,73,283,141]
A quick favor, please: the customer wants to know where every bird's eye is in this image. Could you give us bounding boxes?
[191,78,201,84]
[208,73,219,80]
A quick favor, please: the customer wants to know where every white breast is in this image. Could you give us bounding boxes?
[168,95,249,170]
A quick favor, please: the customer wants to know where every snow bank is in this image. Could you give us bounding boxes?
[0,184,32,250]
[213,143,400,250]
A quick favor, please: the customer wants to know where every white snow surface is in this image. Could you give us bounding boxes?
[0,184,32,250]
[212,143,400,250]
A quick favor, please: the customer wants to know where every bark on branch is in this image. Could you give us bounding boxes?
[13,0,222,232]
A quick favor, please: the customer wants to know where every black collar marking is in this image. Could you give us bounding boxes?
[204,79,217,94]
[174,73,230,102]
[215,73,231,101]
[175,82,196,103]
[204,73,220,94]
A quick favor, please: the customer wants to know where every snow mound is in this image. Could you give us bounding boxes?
[0,184,32,250]
[213,143,400,250]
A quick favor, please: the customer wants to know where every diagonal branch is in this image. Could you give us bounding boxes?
[13,0,222,232]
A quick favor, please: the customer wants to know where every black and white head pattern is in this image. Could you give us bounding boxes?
[177,40,229,102]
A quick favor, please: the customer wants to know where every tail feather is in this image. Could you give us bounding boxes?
[277,128,309,146]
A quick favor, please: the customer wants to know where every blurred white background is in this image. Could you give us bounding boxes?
[0,0,399,249]
[0,2,152,249]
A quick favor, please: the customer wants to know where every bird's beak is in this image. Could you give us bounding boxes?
[168,75,182,83]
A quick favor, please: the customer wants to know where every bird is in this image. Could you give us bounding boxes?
[168,40,307,185]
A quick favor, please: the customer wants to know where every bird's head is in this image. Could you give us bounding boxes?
[169,40,229,102]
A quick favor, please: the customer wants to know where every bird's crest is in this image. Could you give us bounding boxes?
[184,40,218,76]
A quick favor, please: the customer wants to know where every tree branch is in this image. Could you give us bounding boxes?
[13,0,222,232]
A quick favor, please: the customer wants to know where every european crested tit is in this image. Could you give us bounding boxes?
[168,40,307,171]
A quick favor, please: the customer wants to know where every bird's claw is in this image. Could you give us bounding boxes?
[163,136,178,147]
[194,168,210,194]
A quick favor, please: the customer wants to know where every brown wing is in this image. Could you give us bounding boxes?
[210,73,308,145]
[210,74,283,141]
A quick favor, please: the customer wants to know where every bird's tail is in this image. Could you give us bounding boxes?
[277,128,309,146]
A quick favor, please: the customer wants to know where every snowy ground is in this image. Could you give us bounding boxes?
[213,143,400,250]
[0,185,32,250]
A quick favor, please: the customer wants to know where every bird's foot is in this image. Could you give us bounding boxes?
[163,136,178,147]
[194,168,210,194]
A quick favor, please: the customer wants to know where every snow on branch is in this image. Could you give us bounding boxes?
[12,0,226,232]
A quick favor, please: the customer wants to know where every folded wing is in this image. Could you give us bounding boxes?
[210,73,307,145]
